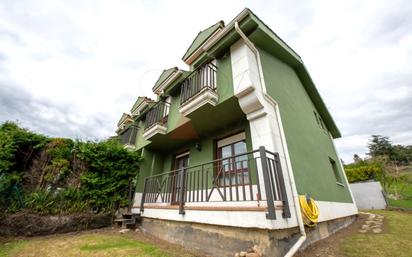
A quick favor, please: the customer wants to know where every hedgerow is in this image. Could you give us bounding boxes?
[0,121,140,215]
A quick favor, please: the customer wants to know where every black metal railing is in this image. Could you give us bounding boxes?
[180,63,217,105]
[119,124,138,145]
[140,146,290,220]
[144,102,170,130]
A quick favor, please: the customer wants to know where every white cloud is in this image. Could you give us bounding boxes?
[0,0,411,163]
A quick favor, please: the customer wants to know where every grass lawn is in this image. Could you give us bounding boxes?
[297,210,412,257]
[387,172,412,209]
[342,210,412,257]
[0,229,200,257]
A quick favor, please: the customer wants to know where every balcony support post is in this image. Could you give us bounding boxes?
[140,178,148,213]
[274,152,291,218]
[259,146,277,220]
[178,167,186,215]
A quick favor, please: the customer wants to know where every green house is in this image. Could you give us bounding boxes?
[116,8,357,257]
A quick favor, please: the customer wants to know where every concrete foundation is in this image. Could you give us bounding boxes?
[139,215,356,257]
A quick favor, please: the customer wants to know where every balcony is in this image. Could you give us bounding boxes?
[179,63,218,116]
[139,146,290,220]
[142,102,170,140]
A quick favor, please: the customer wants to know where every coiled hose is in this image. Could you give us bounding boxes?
[299,195,319,227]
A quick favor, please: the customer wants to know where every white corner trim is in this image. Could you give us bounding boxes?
[142,123,167,140]
[179,88,218,116]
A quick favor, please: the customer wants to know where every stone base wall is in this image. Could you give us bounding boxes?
[139,215,356,257]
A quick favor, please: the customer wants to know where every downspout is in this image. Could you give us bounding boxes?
[234,22,306,257]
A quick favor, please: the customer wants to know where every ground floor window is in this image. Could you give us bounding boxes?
[217,132,249,186]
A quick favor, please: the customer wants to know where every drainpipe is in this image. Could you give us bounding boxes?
[234,22,306,257]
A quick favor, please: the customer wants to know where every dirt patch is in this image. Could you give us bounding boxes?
[296,214,368,257]
[0,212,111,237]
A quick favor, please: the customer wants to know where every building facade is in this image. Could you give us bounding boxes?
[116,8,357,257]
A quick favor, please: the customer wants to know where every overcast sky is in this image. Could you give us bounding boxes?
[0,0,411,163]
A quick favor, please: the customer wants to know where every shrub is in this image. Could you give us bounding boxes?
[344,162,382,183]
[0,121,141,215]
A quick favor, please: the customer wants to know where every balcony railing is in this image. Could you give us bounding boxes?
[140,146,290,220]
[144,102,170,130]
[180,63,217,105]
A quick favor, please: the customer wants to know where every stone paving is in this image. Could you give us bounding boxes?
[358,212,384,234]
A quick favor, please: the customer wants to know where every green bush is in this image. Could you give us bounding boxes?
[344,162,382,183]
[76,139,140,212]
[0,121,141,215]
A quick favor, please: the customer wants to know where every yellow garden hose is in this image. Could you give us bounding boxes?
[299,195,319,227]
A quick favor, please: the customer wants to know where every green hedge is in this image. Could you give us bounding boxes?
[0,121,141,215]
[344,162,382,183]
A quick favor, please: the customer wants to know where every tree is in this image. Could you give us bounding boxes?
[353,154,363,163]
[367,135,393,158]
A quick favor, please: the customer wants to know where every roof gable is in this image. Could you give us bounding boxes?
[131,96,154,116]
[117,113,133,127]
[182,21,224,61]
[152,67,177,93]
[152,67,190,95]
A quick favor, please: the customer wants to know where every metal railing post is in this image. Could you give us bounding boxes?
[274,153,291,218]
[140,178,148,213]
[259,146,277,220]
[178,167,186,215]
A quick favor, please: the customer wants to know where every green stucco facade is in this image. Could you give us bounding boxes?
[216,53,234,104]
[259,48,352,203]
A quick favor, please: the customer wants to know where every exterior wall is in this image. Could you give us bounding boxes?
[216,52,234,104]
[350,181,387,210]
[135,148,165,192]
[166,90,190,133]
[135,121,150,150]
[259,48,353,203]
